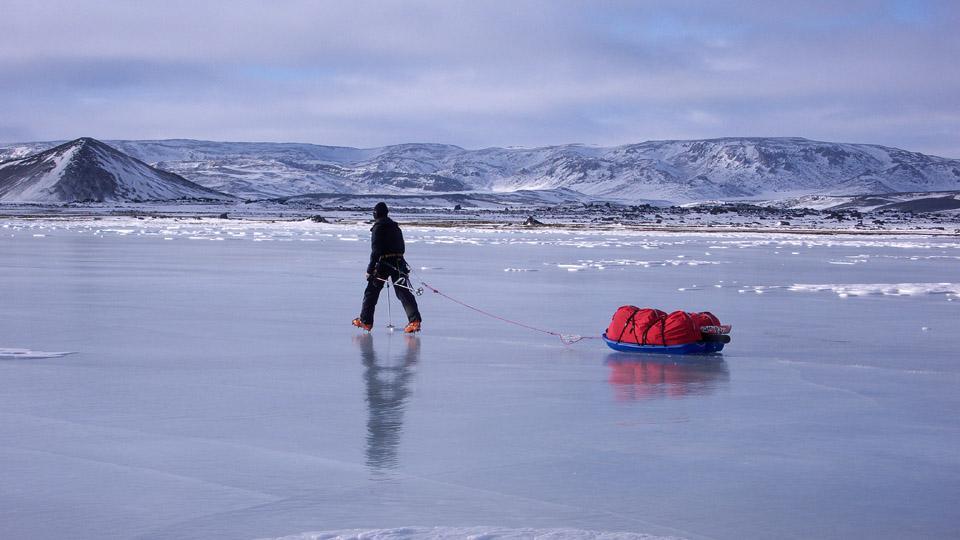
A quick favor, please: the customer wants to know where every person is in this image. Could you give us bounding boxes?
[352,202,422,333]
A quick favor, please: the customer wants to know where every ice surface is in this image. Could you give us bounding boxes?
[1,218,958,539]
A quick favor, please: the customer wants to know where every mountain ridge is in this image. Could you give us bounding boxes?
[2,137,958,204]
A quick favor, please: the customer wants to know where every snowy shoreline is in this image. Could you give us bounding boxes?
[2,215,956,237]
[1,203,958,237]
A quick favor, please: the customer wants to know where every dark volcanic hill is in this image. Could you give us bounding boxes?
[0,138,231,203]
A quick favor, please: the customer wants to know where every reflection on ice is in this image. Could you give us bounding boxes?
[605,354,729,401]
[354,334,420,473]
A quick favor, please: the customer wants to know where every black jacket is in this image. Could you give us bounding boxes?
[367,217,406,274]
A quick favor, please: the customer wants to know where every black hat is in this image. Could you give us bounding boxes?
[373,202,389,218]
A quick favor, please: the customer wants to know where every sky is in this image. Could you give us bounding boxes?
[2,0,959,157]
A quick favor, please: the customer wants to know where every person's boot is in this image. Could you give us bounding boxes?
[352,318,372,331]
[403,320,421,333]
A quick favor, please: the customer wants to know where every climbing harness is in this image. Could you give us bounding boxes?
[370,274,423,295]
[373,258,424,296]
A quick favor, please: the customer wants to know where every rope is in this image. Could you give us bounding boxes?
[419,280,599,345]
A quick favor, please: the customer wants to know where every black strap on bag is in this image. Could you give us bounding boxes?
[639,312,668,346]
[640,313,655,345]
[615,307,640,344]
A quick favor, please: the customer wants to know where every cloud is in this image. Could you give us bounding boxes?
[1,0,958,156]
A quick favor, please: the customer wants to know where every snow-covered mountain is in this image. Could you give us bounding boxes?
[0,138,230,203]
[2,137,958,204]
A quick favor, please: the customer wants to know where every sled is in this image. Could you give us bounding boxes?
[602,333,726,355]
[602,306,731,355]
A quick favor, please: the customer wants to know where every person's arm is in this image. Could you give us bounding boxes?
[367,222,382,275]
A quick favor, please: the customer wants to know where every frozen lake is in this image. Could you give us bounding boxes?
[2,218,959,540]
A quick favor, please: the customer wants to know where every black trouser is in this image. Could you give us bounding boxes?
[359,257,421,325]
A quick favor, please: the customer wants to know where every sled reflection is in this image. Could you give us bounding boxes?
[353,333,420,472]
[605,353,729,401]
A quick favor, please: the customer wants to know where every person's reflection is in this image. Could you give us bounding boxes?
[354,333,420,473]
[605,353,729,401]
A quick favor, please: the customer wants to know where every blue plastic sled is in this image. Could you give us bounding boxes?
[602,332,725,355]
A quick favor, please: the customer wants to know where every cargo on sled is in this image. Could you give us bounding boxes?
[602,306,731,355]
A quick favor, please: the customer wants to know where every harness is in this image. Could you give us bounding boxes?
[374,256,423,296]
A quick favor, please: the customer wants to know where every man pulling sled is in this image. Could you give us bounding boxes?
[352,202,423,333]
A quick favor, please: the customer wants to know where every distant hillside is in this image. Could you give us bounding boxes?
[0,138,231,203]
[772,190,960,213]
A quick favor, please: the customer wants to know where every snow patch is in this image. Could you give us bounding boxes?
[0,348,74,359]
[567,258,719,270]
[15,144,79,201]
[264,527,683,540]
[737,282,959,298]
[789,282,960,298]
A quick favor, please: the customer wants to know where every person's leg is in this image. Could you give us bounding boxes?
[359,277,384,324]
[390,265,421,323]
[394,284,421,323]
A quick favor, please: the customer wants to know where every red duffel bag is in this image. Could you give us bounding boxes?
[689,311,720,328]
[606,306,665,344]
[606,306,714,346]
